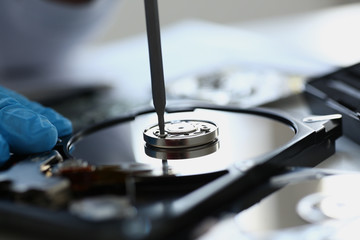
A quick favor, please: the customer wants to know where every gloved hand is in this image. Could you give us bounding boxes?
[0,86,72,164]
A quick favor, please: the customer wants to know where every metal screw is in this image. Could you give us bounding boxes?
[200,125,210,132]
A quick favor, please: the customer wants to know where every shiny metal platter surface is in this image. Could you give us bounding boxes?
[68,108,296,178]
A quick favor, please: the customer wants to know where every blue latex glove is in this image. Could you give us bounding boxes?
[0,86,72,164]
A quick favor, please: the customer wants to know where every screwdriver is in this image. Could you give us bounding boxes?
[144,0,166,136]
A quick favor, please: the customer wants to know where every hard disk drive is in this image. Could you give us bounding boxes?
[0,104,341,240]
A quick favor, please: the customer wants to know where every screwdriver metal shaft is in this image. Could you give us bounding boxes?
[144,0,166,136]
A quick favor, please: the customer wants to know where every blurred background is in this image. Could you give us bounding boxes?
[3,0,358,129]
[43,0,359,128]
[95,0,357,42]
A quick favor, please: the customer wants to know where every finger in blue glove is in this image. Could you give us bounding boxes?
[0,86,73,158]
[0,134,10,164]
[0,86,72,137]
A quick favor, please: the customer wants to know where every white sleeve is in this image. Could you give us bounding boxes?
[0,0,118,77]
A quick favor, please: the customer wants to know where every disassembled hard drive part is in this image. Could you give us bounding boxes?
[143,120,219,149]
[0,150,70,207]
[143,119,219,159]
[53,159,153,193]
[69,108,296,177]
[145,140,220,160]
[303,114,342,123]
